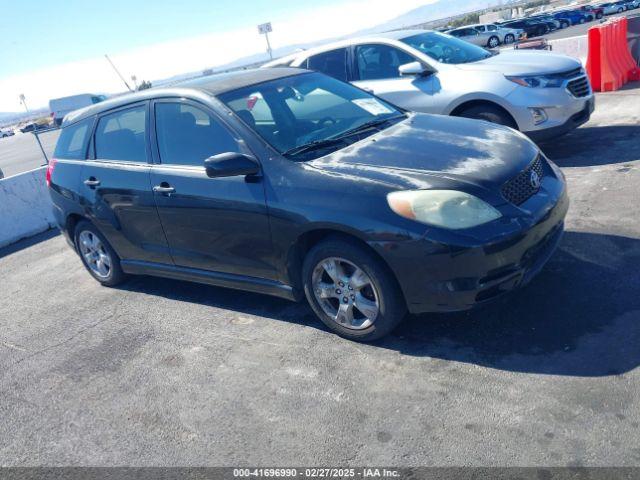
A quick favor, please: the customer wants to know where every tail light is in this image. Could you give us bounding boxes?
[46,159,57,187]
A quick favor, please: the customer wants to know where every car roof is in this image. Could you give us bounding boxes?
[276,29,433,60]
[62,67,305,126]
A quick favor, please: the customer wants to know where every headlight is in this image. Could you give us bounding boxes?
[387,190,502,230]
[506,74,565,88]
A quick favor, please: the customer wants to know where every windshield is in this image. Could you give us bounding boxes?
[400,31,493,65]
[218,72,405,159]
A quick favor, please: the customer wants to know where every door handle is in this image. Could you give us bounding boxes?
[153,185,175,194]
[84,178,100,187]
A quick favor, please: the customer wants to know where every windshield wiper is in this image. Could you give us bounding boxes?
[329,115,405,140]
[282,137,348,158]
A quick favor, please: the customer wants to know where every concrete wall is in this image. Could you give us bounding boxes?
[548,35,589,66]
[0,166,55,249]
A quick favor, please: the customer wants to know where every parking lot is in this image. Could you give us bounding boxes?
[1,83,639,466]
[0,129,59,178]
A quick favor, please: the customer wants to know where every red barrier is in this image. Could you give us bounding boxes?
[586,17,639,92]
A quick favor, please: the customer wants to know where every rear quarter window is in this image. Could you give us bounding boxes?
[53,118,93,160]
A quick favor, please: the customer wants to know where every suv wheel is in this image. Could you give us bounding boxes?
[457,104,517,129]
[487,35,500,48]
[75,221,127,286]
[504,33,515,44]
[302,238,406,341]
[597,12,603,18]
[579,17,586,24]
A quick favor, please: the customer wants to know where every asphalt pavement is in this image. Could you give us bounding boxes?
[0,86,639,466]
[0,130,59,178]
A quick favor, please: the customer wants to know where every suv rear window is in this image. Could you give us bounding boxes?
[53,118,92,160]
[306,48,349,82]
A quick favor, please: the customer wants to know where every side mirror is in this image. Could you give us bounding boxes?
[399,61,430,77]
[204,152,260,178]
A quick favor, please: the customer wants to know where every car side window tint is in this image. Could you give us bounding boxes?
[154,102,239,166]
[355,44,416,81]
[487,25,498,31]
[95,106,146,162]
[306,49,349,82]
[53,118,92,160]
[476,26,486,32]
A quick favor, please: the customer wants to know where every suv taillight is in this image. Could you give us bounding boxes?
[46,159,57,187]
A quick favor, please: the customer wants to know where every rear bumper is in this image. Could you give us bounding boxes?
[383,187,569,315]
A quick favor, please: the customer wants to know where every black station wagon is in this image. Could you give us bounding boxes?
[48,68,568,341]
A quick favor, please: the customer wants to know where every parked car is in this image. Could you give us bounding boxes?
[528,14,561,30]
[49,93,107,126]
[446,26,500,48]
[19,122,47,133]
[499,19,550,38]
[48,68,569,341]
[263,30,595,141]
[599,1,626,13]
[622,0,640,9]
[471,23,526,44]
[576,5,605,19]
[552,10,592,25]
[0,129,15,138]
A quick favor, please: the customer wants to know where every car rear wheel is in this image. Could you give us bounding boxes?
[75,221,127,286]
[457,104,517,129]
[302,238,406,341]
[504,33,515,44]
[597,12,603,18]
[487,36,500,48]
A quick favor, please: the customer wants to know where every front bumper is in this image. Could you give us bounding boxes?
[379,181,569,315]
[506,83,595,138]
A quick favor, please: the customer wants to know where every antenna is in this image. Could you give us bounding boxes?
[104,54,134,92]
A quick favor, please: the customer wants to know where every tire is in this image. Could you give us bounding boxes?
[487,35,500,48]
[302,237,406,341]
[504,33,515,44]
[597,12,603,19]
[562,21,570,28]
[457,104,517,129]
[74,220,127,286]
[618,7,623,13]
[579,17,586,24]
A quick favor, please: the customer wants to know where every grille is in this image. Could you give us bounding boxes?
[501,155,544,205]
[558,67,583,79]
[567,75,591,97]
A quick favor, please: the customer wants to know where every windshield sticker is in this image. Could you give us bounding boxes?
[352,98,393,116]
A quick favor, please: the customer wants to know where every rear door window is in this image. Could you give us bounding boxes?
[94,105,147,162]
[53,118,92,160]
[305,48,349,82]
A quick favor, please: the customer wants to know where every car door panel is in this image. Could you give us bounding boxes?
[351,43,438,113]
[80,102,172,264]
[149,99,275,280]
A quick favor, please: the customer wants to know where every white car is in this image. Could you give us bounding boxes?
[471,23,526,45]
[263,30,595,141]
[0,129,15,138]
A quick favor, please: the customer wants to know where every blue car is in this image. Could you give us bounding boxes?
[552,10,591,26]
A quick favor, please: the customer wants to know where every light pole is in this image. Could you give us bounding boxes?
[19,94,49,165]
[258,22,274,60]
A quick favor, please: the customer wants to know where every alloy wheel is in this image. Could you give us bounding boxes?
[488,37,499,48]
[78,230,112,279]
[311,257,379,330]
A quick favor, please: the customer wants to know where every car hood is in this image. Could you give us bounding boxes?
[308,113,539,197]
[455,50,582,76]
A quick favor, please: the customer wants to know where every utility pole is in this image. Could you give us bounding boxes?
[258,22,274,60]
[104,54,133,92]
[19,94,48,165]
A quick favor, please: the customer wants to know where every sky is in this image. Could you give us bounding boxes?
[0,0,432,111]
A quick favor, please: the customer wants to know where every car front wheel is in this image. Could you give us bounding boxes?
[487,35,500,48]
[504,33,515,44]
[302,238,406,341]
[75,221,127,286]
[458,104,517,129]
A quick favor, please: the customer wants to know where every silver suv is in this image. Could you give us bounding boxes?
[447,24,524,48]
[263,30,594,141]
